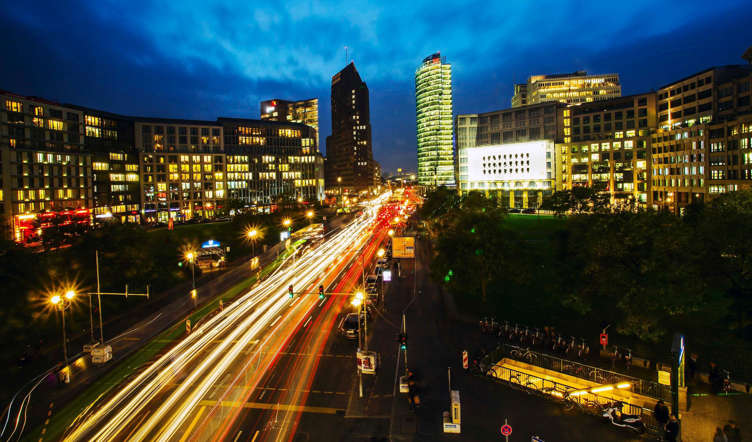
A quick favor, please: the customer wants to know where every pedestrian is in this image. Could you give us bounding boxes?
[723,420,741,442]
[665,415,680,442]
[687,353,698,383]
[714,427,728,442]
[653,400,669,427]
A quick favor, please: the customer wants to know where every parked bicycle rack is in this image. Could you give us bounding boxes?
[502,344,672,402]
[482,363,663,436]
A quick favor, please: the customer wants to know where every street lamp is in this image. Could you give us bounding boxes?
[351,290,367,398]
[282,218,292,229]
[185,251,197,307]
[388,229,395,237]
[246,226,261,261]
[337,176,342,199]
[377,248,385,258]
[50,289,76,369]
[306,210,314,222]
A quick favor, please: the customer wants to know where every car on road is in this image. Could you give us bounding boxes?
[509,208,521,213]
[338,313,360,339]
[522,208,537,214]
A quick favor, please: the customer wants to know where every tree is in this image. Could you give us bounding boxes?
[431,208,519,303]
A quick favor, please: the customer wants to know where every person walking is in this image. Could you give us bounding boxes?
[654,400,669,427]
[723,420,741,442]
[665,415,680,442]
[714,427,729,442]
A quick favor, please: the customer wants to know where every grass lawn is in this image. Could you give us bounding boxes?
[27,242,301,442]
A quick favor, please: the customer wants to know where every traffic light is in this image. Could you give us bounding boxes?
[397,333,407,351]
[288,284,294,298]
[319,284,325,299]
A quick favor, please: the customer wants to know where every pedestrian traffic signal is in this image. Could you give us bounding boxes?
[288,285,294,298]
[319,285,325,299]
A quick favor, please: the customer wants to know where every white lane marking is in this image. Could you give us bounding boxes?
[258,389,266,400]
[303,316,312,328]
[233,430,243,442]
[268,315,281,328]
[318,298,326,307]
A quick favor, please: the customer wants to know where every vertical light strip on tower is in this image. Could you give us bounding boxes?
[415,53,455,187]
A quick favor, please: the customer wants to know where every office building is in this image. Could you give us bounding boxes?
[559,93,656,206]
[1,91,94,242]
[68,105,141,224]
[220,118,323,206]
[461,140,557,208]
[512,71,621,107]
[134,118,225,223]
[652,65,752,211]
[260,98,319,148]
[456,102,565,201]
[415,52,455,187]
[325,62,375,192]
[511,84,528,107]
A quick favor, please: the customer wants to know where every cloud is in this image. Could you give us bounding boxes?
[1,0,751,173]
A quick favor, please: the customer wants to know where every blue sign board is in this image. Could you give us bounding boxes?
[202,239,220,248]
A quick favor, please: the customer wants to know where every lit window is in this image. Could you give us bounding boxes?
[5,100,22,112]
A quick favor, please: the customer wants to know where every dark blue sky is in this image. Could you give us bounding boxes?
[2,1,751,173]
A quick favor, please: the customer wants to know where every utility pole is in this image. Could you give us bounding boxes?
[88,250,149,347]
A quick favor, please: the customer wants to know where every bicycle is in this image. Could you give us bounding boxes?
[510,347,534,363]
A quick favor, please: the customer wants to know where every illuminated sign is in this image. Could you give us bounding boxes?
[383,270,392,282]
[466,140,553,183]
[265,106,275,114]
[201,240,220,248]
[280,230,290,242]
[392,237,415,258]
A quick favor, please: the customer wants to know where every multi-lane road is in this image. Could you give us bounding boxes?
[65,194,398,442]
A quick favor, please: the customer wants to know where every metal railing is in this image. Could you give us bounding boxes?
[502,344,672,402]
[483,363,663,435]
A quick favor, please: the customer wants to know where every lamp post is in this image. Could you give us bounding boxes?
[376,248,385,301]
[185,251,196,307]
[337,176,342,201]
[352,290,366,398]
[306,209,314,226]
[246,227,260,267]
[50,290,76,368]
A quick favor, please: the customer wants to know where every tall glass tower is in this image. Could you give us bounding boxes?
[415,52,455,187]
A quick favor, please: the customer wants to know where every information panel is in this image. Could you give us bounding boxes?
[392,237,415,258]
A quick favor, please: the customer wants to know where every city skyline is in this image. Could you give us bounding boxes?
[1,1,751,173]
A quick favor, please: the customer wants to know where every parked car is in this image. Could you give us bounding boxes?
[508,208,521,213]
[522,208,537,214]
[338,313,360,340]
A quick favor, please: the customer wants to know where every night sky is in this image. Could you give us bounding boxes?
[2,1,751,173]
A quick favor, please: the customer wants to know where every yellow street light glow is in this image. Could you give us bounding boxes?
[351,297,362,307]
[185,251,195,262]
[247,228,258,239]
[50,295,61,305]
[297,197,303,203]
[377,248,385,258]
[590,385,614,393]
[190,289,197,299]
[388,229,395,236]
[616,382,631,389]
[354,291,364,300]
[65,290,76,300]
[306,210,314,219]
[282,218,292,227]
[394,216,400,223]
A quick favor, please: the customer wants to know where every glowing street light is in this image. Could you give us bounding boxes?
[377,248,385,258]
[282,218,292,228]
[245,227,262,263]
[50,289,76,368]
[306,210,314,219]
[184,250,197,307]
[388,229,395,237]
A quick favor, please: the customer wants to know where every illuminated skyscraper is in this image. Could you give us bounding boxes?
[512,71,621,107]
[260,98,319,148]
[415,52,455,187]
